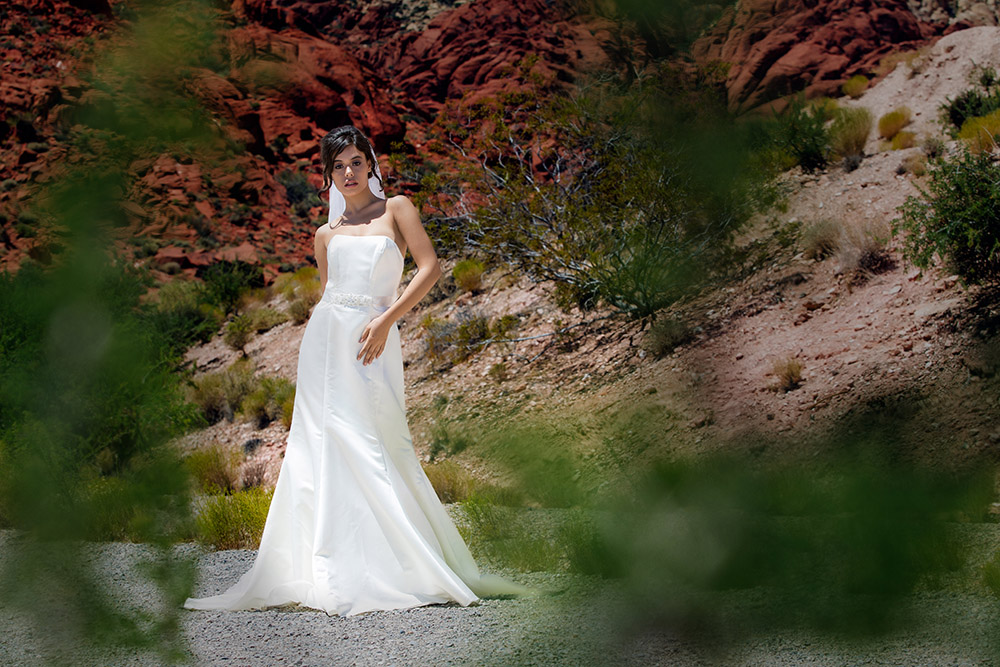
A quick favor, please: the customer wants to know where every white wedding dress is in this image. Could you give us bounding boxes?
[184,234,525,616]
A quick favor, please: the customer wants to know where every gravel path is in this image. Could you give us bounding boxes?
[2,526,999,666]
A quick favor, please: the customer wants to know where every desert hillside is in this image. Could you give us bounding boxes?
[6,1,1000,665]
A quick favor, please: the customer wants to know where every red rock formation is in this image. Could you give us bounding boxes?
[691,0,944,113]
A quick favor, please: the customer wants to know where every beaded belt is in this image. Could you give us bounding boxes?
[320,291,393,309]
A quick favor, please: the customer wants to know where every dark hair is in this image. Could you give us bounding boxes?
[319,126,385,196]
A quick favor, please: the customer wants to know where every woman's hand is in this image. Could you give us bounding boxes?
[358,314,392,365]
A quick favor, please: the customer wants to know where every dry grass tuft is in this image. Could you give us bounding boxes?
[422,460,477,503]
[830,107,873,161]
[890,131,917,150]
[771,357,803,392]
[898,153,927,176]
[801,219,840,260]
[959,109,1000,154]
[878,107,912,140]
[841,75,869,99]
[837,218,894,285]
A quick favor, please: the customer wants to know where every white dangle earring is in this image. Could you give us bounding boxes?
[327,158,386,227]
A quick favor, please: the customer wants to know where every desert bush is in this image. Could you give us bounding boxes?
[922,135,945,159]
[894,147,1000,284]
[452,259,485,293]
[241,376,295,429]
[491,314,520,339]
[829,106,873,166]
[771,357,803,392]
[287,297,312,324]
[422,316,455,362]
[775,95,833,173]
[642,317,691,357]
[200,260,265,315]
[878,107,912,140]
[801,218,840,260]
[277,169,323,218]
[942,84,1000,133]
[184,443,242,495]
[224,313,253,355]
[958,109,1000,154]
[246,306,289,333]
[189,358,257,424]
[841,75,869,99]
[194,486,273,550]
[147,278,222,355]
[451,69,778,320]
[422,460,476,503]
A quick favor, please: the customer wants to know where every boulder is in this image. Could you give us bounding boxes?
[692,0,943,113]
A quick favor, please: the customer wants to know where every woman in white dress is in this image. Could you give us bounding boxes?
[184,125,527,616]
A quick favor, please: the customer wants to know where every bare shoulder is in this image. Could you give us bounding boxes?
[387,194,417,214]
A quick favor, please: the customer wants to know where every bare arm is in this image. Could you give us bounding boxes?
[380,195,442,325]
[314,226,329,289]
[357,195,441,364]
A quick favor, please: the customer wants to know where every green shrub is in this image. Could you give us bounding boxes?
[491,314,519,338]
[878,108,911,140]
[841,75,869,99]
[194,486,273,550]
[189,358,257,423]
[942,86,1000,132]
[287,297,312,324]
[147,279,222,354]
[276,169,322,218]
[184,443,242,494]
[240,376,295,429]
[246,306,289,333]
[452,259,485,293]
[775,95,832,173]
[200,260,264,315]
[829,106,873,163]
[894,147,1000,284]
[224,314,253,355]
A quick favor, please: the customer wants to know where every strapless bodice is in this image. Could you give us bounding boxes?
[320,234,403,309]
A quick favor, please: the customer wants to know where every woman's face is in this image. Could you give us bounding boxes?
[331,145,370,195]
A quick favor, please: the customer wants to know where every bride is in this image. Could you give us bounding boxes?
[183,125,527,616]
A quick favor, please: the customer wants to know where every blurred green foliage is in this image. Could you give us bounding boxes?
[0,0,236,662]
